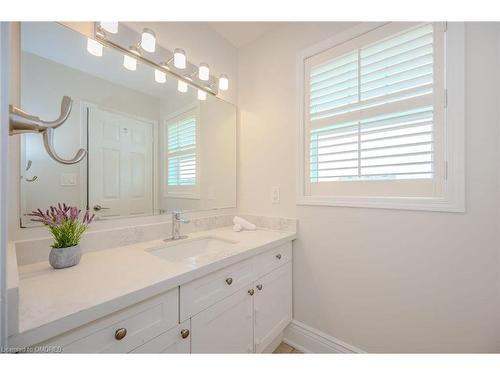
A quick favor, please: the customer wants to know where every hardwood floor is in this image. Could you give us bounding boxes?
[273,342,303,354]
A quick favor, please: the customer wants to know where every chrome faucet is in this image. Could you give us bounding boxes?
[168,211,190,241]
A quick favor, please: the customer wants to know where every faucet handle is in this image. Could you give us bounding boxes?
[172,211,190,223]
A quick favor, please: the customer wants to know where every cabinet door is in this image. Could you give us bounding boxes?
[131,321,190,353]
[191,286,254,353]
[254,262,292,353]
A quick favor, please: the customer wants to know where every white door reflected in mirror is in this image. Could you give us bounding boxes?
[89,107,154,219]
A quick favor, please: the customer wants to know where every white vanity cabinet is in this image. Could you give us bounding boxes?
[189,243,293,353]
[190,262,292,353]
[28,241,293,354]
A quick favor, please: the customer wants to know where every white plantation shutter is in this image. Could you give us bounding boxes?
[310,51,359,120]
[305,23,445,197]
[167,116,197,186]
[310,106,434,181]
[168,154,196,185]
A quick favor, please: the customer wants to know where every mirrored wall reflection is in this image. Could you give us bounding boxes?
[19,22,236,227]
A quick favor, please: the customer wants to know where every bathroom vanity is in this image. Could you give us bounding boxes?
[6,22,295,354]
[7,224,295,353]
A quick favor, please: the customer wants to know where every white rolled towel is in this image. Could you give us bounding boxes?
[233,216,256,231]
[233,223,243,232]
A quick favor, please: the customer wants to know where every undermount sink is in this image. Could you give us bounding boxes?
[146,236,238,263]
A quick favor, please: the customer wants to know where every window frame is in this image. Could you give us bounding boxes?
[296,22,465,212]
[162,107,201,200]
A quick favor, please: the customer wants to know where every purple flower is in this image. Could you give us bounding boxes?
[28,203,96,249]
[81,211,95,225]
[28,203,95,227]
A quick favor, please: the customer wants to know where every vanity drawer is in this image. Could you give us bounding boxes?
[131,320,191,353]
[180,258,254,321]
[42,288,178,353]
[254,242,292,279]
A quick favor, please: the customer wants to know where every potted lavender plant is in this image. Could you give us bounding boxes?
[28,203,95,269]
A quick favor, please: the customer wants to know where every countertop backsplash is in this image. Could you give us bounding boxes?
[13,213,297,266]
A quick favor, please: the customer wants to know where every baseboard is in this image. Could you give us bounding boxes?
[283,320,365,353]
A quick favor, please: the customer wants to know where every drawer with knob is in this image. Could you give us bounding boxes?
[114,327,127,340]
[180,258,254,321]
[39,288,178,353]
[254,242,292,279]
[131,321,191,353]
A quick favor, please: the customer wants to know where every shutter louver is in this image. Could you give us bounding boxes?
[167,117,196,186]
[168,154,196,186]
[308,23,436,182]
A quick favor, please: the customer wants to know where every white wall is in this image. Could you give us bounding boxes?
[238,22,500,352]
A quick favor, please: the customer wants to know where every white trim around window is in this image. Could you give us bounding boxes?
[296,22,465,212]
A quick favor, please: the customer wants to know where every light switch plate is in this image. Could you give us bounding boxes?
[271,186,280,204]
[60,173,77,186]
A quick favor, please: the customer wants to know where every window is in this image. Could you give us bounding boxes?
[298,22,465,211]
[164,109,199,199]
[167,117,196,186]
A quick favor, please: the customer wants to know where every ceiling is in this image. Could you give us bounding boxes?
[207,22,282,48]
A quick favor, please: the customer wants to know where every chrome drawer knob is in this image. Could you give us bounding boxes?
[225,277,233,285]
[248,289,255,296]
[114,328,127,340]
[276,253,282,260]
[181,329,190,339]
[256,284,263,291]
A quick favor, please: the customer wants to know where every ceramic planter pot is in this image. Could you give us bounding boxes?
[49,245,82,269]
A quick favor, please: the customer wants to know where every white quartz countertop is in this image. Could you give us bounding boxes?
[9,226,296,347]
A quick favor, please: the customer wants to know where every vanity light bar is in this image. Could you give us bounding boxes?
[178,80,188,93]
[86,38,103,57]
[197,89,207,101]
[155,69,166,83]
[140,28,156,53]
[198,63,210,81]
[174,48,186,69]
[100,22,118,34]
[219,74,229,91]
[123,46,139,71]
[93,22,228,98]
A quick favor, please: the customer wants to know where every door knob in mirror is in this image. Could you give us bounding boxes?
[93,204,110,211]
[181,329,190,339]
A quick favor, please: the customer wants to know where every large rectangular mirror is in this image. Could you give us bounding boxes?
[19,22,236,226]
